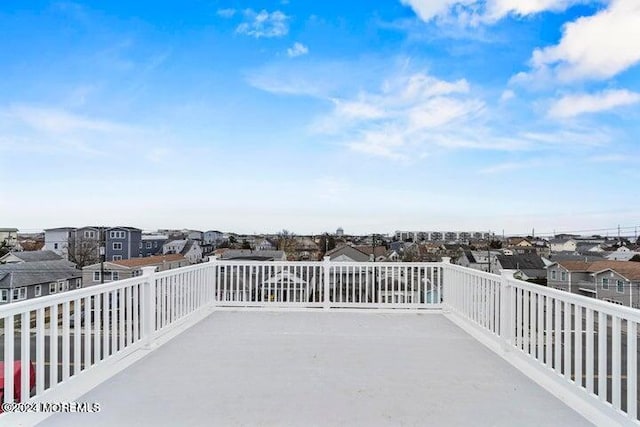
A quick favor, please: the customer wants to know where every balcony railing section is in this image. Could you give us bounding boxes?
[211,258,443,309]
[443,263,640,426]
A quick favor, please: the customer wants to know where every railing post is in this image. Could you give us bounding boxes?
[499,269,516,351]
[141,266,157,348]
[207,256,218,308]
[323,256,331,310]
[440,257,451,309]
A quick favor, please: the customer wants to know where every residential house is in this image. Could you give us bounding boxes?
[219,249,286,261]
[187,230,203,241]
[0,228,19,248]
[549,238,577,253]
[547,260,640,307]
[140,234,168,257]
[495,254,546,283]
[0,260,81,304]
[255,238,276,251]
[325,245,370,262]
[44,227,76,258]
[105,226,142,262]
[0,250,63,264]
[163,239,203,264]
[203,230,224,246]
[606,245,640,261]
[456,250,501,273]
[82,254,189,286]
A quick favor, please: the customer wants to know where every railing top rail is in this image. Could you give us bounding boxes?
[508,275,640,322]
[0,275,148,318]
[444,263,501,281]
[154,262,211,279]
[211,259,442,267]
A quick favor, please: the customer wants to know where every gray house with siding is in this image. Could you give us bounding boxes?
[0,260,82,304]
[547,260,640,308]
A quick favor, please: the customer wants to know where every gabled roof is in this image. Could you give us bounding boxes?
[464,251,476,263]
[552,260,640,281]
[220,250,285,260]
[325,245,369,262]
[0,260,80,288]
[496,254,545,270]
[0,250,63,263]
[112,254,187,269]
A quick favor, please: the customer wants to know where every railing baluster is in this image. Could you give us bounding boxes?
[586,308,594,394]
[628,320,637,420]
[612,316,621,409]
[36,308,45,395]
[50,304,58,388]
[598,311,607,402]
[4,314,15,403]
[575,305,582,387]
[564,301,572,379]
[21,311,30,400]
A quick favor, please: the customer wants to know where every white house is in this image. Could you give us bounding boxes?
[550,238,577,253]
[43,227,76,258]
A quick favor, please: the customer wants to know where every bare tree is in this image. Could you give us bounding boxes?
[67,234,101,268]
[275,229,297,257]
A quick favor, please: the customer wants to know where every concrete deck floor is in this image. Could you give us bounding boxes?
[40,311,592,427]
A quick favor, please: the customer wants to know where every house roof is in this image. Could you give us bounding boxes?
[325,245,370,262]
[496,254,545,270]
[0,260,80,288]
[221,250,285,260]
[353,245,386,258]
[0,250,63,263]
[111,254,187,269]
[464,251,477,263]
[554,260,640,281]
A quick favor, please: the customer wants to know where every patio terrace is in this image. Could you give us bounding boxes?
[1,259,638,426]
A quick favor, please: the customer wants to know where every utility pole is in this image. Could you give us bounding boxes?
[100,227,106,284]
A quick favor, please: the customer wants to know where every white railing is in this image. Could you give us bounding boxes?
[443,263,640,426]
[210,258,443,309]
[2,257,638,426]
[0,262,215,411]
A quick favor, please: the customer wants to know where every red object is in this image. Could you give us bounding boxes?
[0,361,36,411]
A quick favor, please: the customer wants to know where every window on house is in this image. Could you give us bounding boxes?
[602,278,609,289]
[112,271,120,280]
[58,282,65,292]
[35,285,42,297]
[50,282,57,293]
[54,243,58,250]
[93,271,100,282]
[13,288,26,301]
[561,271,567,281]
[551,270,557,280]
[113,255,122,261]
[1,289,8,302]
[146,242,152,249]
[617,280,624,293]
[110,231,125,239]
[139,242,143,249]
[76,279,82,289]
[113,242,123,250]
[84,231,95,238]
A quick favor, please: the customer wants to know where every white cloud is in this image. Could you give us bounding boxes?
[548,89,640,118]
[5,105,127,134]
[500,89,515,101]
[217,8,236,18]
[520,0,640,83]
[287,42,309,58]
[311,72,490,159]
[236,9,289,38]
[399,0,590,24]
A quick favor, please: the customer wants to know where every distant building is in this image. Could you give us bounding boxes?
[82,254,189,286]
[547,260,640,308]
[0,260,81,304]
[204,230,224,246]
[219,249,286,261]
[325,245,370,262]
[336,227,344,237]
[140,234,168,257]
[0,228,19,248]
[0,250,63,264]
[105,227,142,262]
[163,239,203,264]
[44,227,76,258]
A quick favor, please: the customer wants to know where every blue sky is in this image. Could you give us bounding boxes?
[1,0,639,236]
